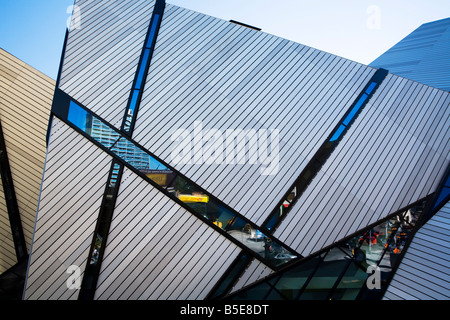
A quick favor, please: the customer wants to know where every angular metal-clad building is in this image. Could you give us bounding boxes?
[370,17,450,301]
[23,0,450,300]
[371,17,450,92]
[383,200,450,300]
[0,49,53,274]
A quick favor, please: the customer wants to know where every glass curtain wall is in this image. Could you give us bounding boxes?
[228,201,426,300]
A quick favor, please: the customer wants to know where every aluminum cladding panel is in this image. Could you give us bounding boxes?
[94,167,241,300]
[383,201,450,300]
[274,74,450,257]
[132,3,377,224]
[24,119,113,300]
[59,0,155,130]
[370,17,450,92]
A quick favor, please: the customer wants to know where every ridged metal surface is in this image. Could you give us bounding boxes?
[274,74,450,257]
[95,167,241,300]
[383,201,450,300]
[0,49,53,274]
[133,3,376,225]
[24,119,112,300]
[59,0,155,130]
[371,17,450,92]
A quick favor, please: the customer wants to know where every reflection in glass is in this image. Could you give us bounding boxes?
[68,101,92,134]
[329,124,346,142]
[345,217,401,271]
[123,90,140,132]
[365,81,377,95]
[265,187,297,231]
[111,137,169,173]
[229,201,427,300]
[232,282,275,300]
[345,204,423,275]
[343,94,368,126]
[91,118,121,149]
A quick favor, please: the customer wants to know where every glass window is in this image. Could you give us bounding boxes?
[265,206,282,231]
[164,174,298,268]
[342,93,368,126]
[109,162,122,189]
[91,118,121,149]
[134,49,151,90]
[123,90,140,132]
[89,234,102,266]
[146,14,160,48]
[231,282,274,300]
[273,255,322,300]
[67,101,92,133]
[433,174,450,209]
[345,217,401,271]
[331,261,367,300]
[329,124,346,142]
[299,248,350,300]
[365,82,377,95]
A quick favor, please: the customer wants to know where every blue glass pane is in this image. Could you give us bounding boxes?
[433,186,450,208]
[109,163,122,188]
[67,101,91,131]
[365,82,377,95]
[329,124,346,142]
[134,49,150,89]
[265,212,278,231]
[129,89,140,114]
[331,262,367,300]
[343,94,368,126]
[146,14,160,48]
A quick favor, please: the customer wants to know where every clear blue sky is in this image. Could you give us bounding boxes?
[1,0,449,79]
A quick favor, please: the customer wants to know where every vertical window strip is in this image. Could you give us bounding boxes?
[329,124,347,142]
[121,9,162,135]
[342,93,368,126]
